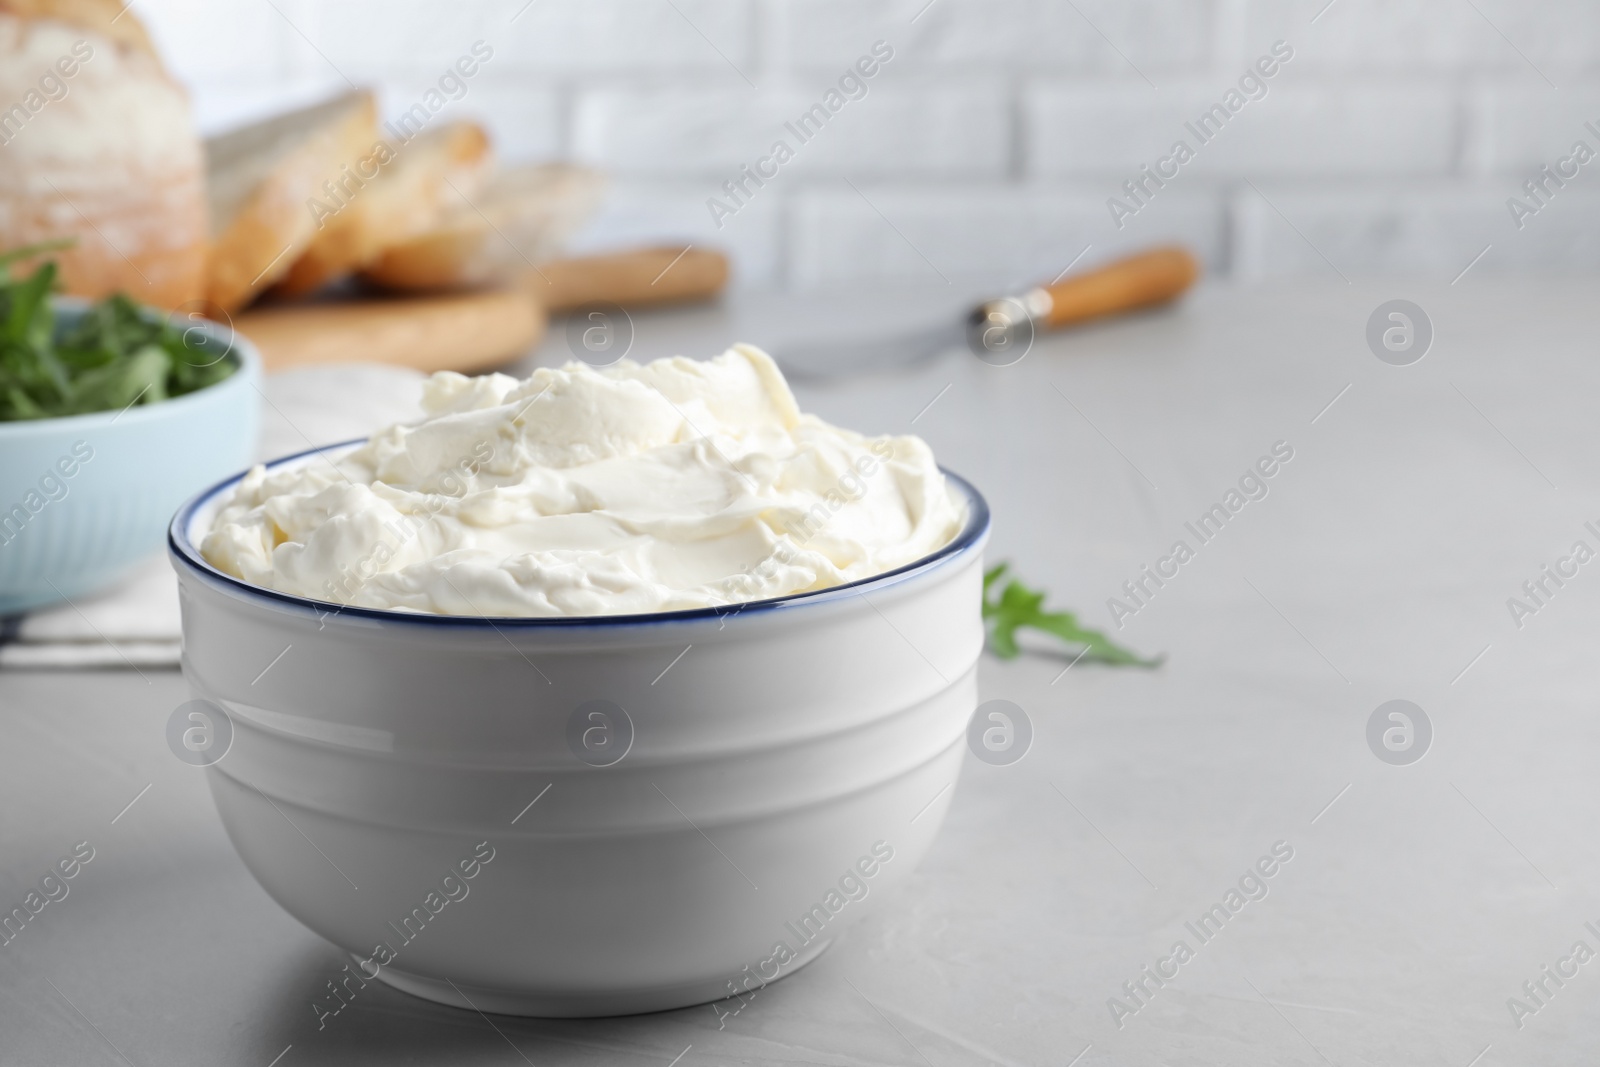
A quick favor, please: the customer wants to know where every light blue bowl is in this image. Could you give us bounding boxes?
[0,302,260,614]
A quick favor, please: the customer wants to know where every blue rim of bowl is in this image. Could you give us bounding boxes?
[168,438,991,629]
[0,298,259,437]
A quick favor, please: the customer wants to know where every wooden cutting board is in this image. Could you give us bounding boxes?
[236,247,728,374]
[237,288,543,374]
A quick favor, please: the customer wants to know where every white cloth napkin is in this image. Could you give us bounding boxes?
[0,364,428,670]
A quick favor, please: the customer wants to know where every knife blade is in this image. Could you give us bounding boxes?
[777,246,1201,379]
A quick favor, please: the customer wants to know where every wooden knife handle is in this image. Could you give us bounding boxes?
[528,246,729,313]
[1040,246,1200,329]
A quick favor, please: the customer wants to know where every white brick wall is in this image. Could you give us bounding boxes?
[1027,84,1461,177]
[1235,185,1600,279]
[773,0,1214,74]
[128,0,1600,289]
[789,185,1226,289]
[573,81,1009,177]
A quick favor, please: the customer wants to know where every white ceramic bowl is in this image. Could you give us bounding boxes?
[168,441,989,1017]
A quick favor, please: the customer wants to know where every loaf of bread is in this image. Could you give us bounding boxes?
[0,0,205,308]
[274,121,493,298]
[361,163,604,291]
[205,90,378,312]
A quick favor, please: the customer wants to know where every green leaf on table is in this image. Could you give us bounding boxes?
[982,562,1161,667]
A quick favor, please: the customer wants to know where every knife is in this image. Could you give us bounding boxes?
[778,246,1201,378]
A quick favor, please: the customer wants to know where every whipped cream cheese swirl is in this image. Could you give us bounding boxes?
[201,345,964,616]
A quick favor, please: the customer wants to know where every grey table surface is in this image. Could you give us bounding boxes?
[4,279,1600,1066]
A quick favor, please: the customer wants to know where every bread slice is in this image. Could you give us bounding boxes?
[274,121,492,298]
[360,163,604,291]
[204,90,378,312]
[0,0,205,308]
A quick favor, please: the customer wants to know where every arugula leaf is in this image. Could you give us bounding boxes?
[983,563,1161,667]
[0,248,235,421]
[62,345,169,415]
[6,258,54,343]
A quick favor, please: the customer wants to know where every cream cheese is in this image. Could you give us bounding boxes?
[201,345,964,616]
